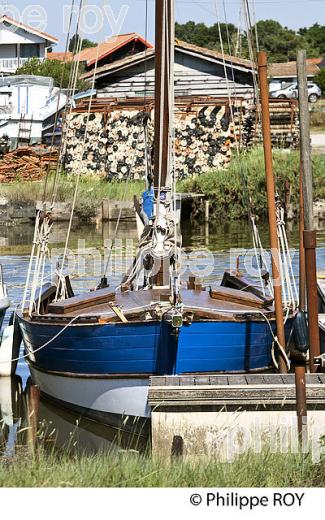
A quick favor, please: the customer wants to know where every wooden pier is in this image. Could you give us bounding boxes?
[149,374,325,460]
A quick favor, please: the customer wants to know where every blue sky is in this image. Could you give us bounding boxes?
[6,1,325,51]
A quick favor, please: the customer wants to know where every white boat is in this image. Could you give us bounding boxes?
[0,75,67,149]
[0,264,21,377]
[318,272,325,353]
[0,264,9,330]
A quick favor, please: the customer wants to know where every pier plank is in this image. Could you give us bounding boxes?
[262,374,284,384]
[227,375,247,385]
[208,375,229,385]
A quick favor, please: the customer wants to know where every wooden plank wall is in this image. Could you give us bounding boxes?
[97,55,254,100]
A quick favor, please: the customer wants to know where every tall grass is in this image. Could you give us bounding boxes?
[0,447,324,487]
[1,147,324,221]
[0,175,144,216]
[179,147,325,221]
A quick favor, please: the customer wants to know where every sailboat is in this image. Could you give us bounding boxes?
[16,0,297,428]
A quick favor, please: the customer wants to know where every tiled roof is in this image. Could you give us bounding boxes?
[74,33,153,67]
[306,57,323,65]
[176,40,254,69]
[47,51,73,62]
[81,40,255,80]
[0,14,58,43]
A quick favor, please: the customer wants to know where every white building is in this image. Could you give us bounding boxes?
[0,15,58,74]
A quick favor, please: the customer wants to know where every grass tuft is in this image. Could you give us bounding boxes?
[0,447,324,487]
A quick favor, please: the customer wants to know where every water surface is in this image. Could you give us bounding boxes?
[1,219,325,455]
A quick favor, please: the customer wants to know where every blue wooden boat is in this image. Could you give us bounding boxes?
[17,279,295,423]
[16,0,297,429]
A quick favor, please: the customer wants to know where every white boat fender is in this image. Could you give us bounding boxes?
[0,313,22,377]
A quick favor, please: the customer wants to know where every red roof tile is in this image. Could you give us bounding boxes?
[74,33,153,67]
[47,51,73,62]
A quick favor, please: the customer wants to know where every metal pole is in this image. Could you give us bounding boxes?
[295,366,307,445]
[258,51,287,373]
[297,50,320,372]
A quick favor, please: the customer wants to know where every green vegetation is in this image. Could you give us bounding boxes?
[315,70,325,98]
[0,447,324,487]
[1,148,324,223]
[176,20,325,62]
[0,175,144,218]
[15,58,87,90]
[69,33,97,53]
[179,147,325,221]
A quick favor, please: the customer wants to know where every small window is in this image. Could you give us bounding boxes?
[20,44,40,59]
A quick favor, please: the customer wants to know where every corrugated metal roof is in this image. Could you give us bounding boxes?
[74,33,153,67]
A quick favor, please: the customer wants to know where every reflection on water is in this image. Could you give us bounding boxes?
[1,219,325,455]
[0,377,149,457]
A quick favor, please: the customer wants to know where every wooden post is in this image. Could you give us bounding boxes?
[258,51,287,373]
[204,199,210,223]
[297,50,320,372]
[295,366,307,445]
[299,168,306,310]
[28,384,40,457]
[17,43,21,68]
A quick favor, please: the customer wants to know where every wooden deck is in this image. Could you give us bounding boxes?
[33,283,276,323]
[149,373,325,408]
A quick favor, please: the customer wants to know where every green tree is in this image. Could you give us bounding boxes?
[175,21,238,55]
[69,33,97,54]
[253,20,302,62]
[175,19,324,63]
[315,69,325,95]
[299,23,325,55]
[16,57,87,91]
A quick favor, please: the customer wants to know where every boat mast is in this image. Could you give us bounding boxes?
[258,51,288,374]
[154,0,174,193]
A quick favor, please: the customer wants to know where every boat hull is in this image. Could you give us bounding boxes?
[0,296,10,331]
[29,364,151,419]
[17,313,291,420]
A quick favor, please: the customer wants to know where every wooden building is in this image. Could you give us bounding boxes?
[81,40,256,99]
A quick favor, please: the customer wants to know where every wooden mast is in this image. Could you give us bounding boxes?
[154,0,173,192]
[258,51,288,373]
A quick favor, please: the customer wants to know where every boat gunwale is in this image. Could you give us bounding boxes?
[28,360,274,379]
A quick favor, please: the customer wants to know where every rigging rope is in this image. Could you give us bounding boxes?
[215,0,271,297]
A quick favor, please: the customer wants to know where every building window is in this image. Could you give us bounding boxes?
[20,44,40,59]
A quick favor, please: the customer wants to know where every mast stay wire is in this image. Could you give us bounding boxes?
[50,0,87,209]
[22,0,82,313]
[215,0,270,297]
[54,8,104,302]
[100,0,152,286]
[41,0,77,205]
[241,1,298,309]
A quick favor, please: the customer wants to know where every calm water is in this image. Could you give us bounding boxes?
[1,219,325,455]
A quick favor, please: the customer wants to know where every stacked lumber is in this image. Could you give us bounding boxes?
[0,145,58,183]
[249,99,299,148]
